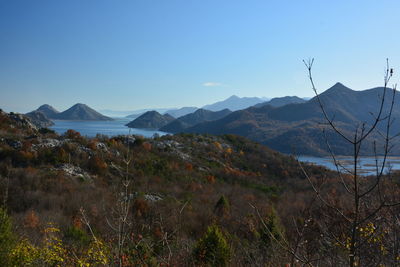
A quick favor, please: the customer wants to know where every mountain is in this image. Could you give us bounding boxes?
[164,107,198,118]
[125,111,175,129]
[36,104,59,119]
[99,109,139,117]
[55,103,113,121]
[160,108,231,133]
[126,108,173,119]
[202,95,267,111]
[254,96,307,108]
[25,110,54,128]
[183,83,400,156]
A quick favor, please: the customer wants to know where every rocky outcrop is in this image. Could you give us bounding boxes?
[25,111,54,128]
[7,112,39,132]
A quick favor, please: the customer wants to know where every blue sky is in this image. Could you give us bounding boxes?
[0,0,399,113]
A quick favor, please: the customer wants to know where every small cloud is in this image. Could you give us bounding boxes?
[202,82,225,87]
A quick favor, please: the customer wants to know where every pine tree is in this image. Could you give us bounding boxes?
[260,207,283,248]
[193,225,230,267]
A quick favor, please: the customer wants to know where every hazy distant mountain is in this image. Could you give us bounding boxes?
[99,110,138,117]
[36,104,59,119]
[126,108,172,118]
[160,108,231,133]
[55,104,113,121]
[126,111,175,129]
[202,95,267,111]
[254,96,306,108]
[184,83,400,156]
[25,110,54,128]
[165,107,198,118]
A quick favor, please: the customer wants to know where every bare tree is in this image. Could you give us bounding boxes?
[297,58,400,267]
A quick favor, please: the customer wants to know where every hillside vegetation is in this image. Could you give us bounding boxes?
[0,109,336,266]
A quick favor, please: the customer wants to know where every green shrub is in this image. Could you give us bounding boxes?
[64,226,90,248]
[0,206,15,265]
[260,207,284,248]
[214,195,230,217]
[193,225,230,266]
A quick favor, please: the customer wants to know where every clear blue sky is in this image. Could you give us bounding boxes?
[1,0,399,113]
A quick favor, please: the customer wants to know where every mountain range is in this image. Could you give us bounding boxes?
[125,94,313,135]
[254,96,306,108]
[202,95,268,111]
[124,83,400,155]
[123,95,270,119]
[29,103,113,122]
[26,83,399,156]
[183,83,400,155]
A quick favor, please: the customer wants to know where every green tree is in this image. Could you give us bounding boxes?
[193,225,230,267]
[260,207,284,249]
[214,195,230,218]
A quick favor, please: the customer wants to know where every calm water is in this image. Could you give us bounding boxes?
[298,156,400,176]
[49,120,400,175]
[50,118,168,138]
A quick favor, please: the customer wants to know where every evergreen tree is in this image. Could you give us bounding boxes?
[193,225,230,267]
[260,207,283,248]
[214,195,230,218]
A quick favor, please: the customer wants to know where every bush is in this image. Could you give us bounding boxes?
[0,207,15,265]
[64,129,82,140]
[260,207,284,248]
[214,195,230,218]
[64,226,90,248]
[88,156,107,175]
[193,225,230,266]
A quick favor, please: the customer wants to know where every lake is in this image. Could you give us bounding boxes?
[50,118,168,138]
[298,155,400,176]
[49,120,400,175]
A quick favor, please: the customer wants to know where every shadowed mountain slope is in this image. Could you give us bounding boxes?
[254,96,307,108]
[126,111,174,129]
[160,108,231,133]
